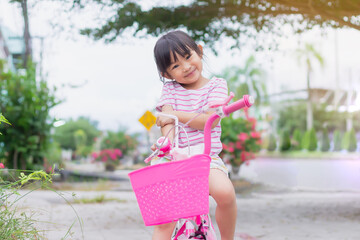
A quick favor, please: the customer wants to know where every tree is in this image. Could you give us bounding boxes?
[10,0,32,68]
[100,128,138,157]
[53,117,100,152]
[0,61,59,170]
[220,55,267,104]
[65,0,360,52]
[320,128,330,152]
[333,130,342,151]
[295,43,324,130]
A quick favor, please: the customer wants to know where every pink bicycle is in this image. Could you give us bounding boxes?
[128,93,254,239]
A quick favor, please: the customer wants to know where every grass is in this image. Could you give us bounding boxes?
[0,169,84,240]
[72,194,126,204]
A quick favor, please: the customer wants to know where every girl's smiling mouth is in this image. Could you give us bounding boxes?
[185,69,196,77]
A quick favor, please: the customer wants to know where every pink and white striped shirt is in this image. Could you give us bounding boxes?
[156,77,228,156]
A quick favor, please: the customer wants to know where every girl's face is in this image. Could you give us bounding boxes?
[163,47,205,88]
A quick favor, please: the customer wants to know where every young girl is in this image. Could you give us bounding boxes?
[152,30,237,240]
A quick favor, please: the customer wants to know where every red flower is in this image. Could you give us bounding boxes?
[0,163,4,169]
[238,133,249,142]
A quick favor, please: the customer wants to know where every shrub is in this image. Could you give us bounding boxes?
[342,129,357,152]
[320,128,330,152]
[291,129,302,150]
[267,133,277,152]
[333,130,342,151]
[221,110,261,167]
[302,128,318,151]
[280,129,291,151]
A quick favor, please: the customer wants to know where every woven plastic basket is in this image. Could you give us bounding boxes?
[128,154,211,226]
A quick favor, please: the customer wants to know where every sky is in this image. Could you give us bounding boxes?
[1,0,360,134]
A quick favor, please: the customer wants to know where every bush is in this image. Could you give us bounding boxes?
[342,129,357,152]
[333,130,342,151]
[267,133,277,152]
[320,128,330,152]
[221,113,261,167]
[302,128,317,151]
[280,130,291,151]
[291,129,302,150]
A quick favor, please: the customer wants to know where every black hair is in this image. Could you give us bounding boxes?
[154,30,202,81]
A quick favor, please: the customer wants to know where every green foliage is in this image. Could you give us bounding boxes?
[342,129,357,152]
[69,1,360,52]
[221,113,261,167]
[0,113,11,135]
[100,129,138,156]
[53,117,100,151]
[302,128,318,151]
[267,133,277,152]
[320,128,330,152]
[0,61,59,170]
[278,103,307,134]
[333,130,342,151]
[291,129,302,150]
[219,56,267,105]
[280,129,291,152]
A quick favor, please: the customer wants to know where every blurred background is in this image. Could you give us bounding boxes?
[1,1,360,239]
[1,0,359,184]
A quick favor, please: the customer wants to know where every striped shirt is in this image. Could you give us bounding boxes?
[156,77,228,156]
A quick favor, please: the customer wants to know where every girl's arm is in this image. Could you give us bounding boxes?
[160,109,219,131]
[158,105,175,142]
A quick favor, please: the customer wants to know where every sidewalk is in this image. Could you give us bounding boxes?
[10,178,360,240]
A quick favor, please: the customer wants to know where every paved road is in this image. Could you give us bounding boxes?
[9,177,360,240]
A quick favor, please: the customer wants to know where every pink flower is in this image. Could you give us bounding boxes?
[91,152,98,159]
[222,143,228,150]
[0,163,4,169]
[238,133,249,142]
[248,117,257,130]
[250,131,261,139]
[114,149,122,157]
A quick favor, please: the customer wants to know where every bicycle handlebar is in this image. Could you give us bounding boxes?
[223,95,254,116]
[203,94,255,155]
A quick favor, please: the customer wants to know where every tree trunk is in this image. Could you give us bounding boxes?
[21,0,32,68]
[13,150,18,169]
[306,68,313,130]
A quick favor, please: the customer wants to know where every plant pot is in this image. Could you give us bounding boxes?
[105,162,116,172]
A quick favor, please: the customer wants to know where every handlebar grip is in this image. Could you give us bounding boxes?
[223,95,254,115]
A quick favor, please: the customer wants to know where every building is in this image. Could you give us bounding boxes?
[0,24,25,72]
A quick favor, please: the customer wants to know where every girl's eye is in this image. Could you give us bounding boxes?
[172,65,179,70]
[186,54,192,59]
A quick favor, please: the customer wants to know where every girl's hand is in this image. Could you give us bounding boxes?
[150,144,156,151]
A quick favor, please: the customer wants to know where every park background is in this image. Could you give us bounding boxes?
[0,0,360,239]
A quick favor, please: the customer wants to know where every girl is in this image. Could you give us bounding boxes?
[152,30,237,240]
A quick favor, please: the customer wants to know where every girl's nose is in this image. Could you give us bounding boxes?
[183,62,191,72]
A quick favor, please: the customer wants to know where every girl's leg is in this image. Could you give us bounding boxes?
[209,169,237,240]
[152,222,176,240]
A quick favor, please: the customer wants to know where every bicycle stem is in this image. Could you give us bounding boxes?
[203,95,254,155]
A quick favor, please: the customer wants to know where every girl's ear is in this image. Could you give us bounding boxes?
[161,72,172,80]
[198,44,204,57]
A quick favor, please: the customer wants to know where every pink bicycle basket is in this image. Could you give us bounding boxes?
[128,154,211,226]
